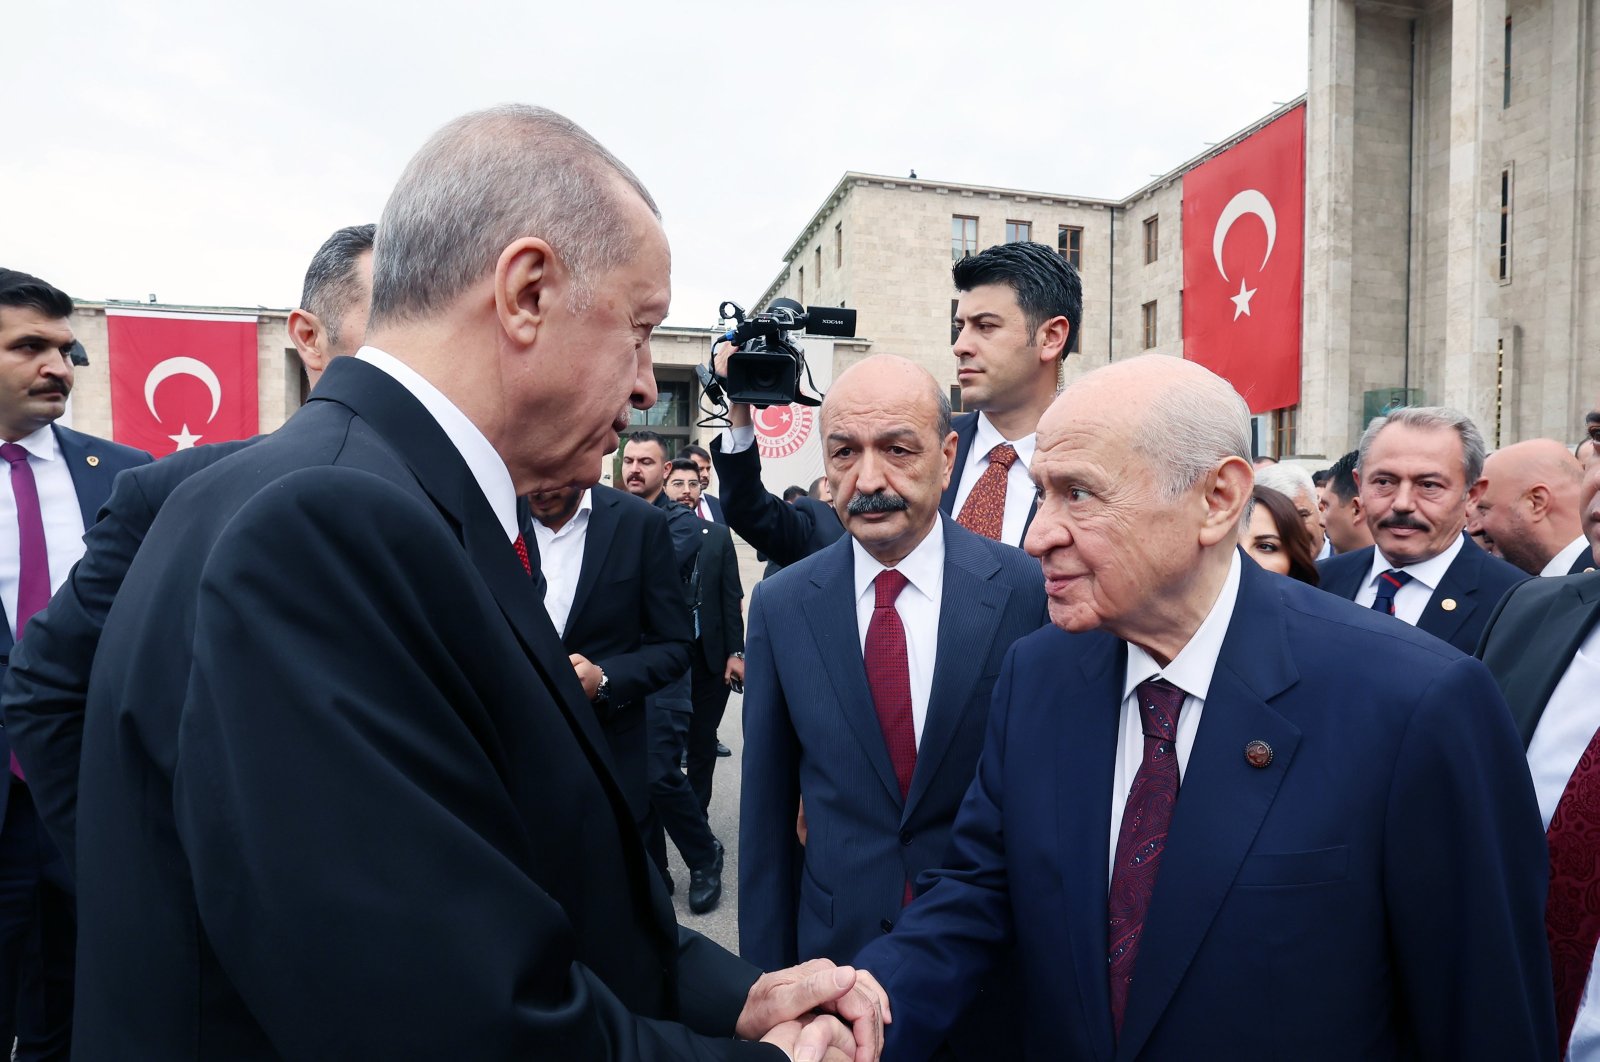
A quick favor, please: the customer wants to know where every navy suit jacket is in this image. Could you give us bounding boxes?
[0,424,149,829]
[700,492,725,525]
[69,359,769,1059]
[855,558,1556,1061]
[1316,534,1529,654]
[939,411,1037,543]
[1566,542,1598,576]
[709,435,843,567]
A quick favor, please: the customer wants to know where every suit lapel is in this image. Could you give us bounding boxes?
[1056,632,1123,1062]
[939,412,980,516]
[54,425,115,529]
[1514,577,1600,745]
[904,522,1005,816]
[1416,538,1482,647]
[800,538,904,807]
[569,488,620,623]
[1114,563,1302,1061]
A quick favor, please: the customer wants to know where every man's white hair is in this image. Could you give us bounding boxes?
[1255,462,1316,506]
[1122,358,1253,499]
[1357,406,1487,491]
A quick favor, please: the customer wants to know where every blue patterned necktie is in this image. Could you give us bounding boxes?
[1370,569,1412,616]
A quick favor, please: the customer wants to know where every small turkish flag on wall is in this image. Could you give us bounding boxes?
[106,310,259,456]
[1182,105,1306,413]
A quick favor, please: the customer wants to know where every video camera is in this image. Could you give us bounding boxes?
[697,298,857,410]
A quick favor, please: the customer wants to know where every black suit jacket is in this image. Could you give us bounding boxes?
[710,435,843,567]
[1567,541,1598,576]
[70,358,771,1060]
[1477,570,1600,747]
[559,485,693,823]
[688,518,744,673]
[1316,534,1529,654]
[2,438,248,866]
[0,425,150,830]
[939,411,1037,543]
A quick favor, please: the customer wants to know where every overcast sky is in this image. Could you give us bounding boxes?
[9,1,1308,330]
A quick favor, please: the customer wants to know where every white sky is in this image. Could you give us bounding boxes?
[8,1,1308,329]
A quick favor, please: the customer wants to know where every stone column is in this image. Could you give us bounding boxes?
[1541,0,1587,441]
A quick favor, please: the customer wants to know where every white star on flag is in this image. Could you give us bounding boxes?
[168,424,202,449]
[1230,278,1257,321]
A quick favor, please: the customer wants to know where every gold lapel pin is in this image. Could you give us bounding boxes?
[1440,598,1458,612]
[86,455,99,467]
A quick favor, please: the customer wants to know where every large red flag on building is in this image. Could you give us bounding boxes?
[106,309,259,456]
[1182,105,1306,413]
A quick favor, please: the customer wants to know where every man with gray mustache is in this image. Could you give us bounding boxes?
[1317,406,1527,654]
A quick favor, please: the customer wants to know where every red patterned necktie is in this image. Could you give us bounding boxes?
[865,569,916,799]
[956,443,1019,540]
[1,443,49,781]
[1545,723,1600,1055]
[512,533,532,576]
[1108,678,1186,1037]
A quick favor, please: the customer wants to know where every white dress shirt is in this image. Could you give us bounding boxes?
[531,489,593,636]
[1109,551,1242,882]
[949,413,1037,548]
[356,347,518,542]
[1316,537,1334,561]
[852,518,945,746]
[1525,620,1600,1060]
[0,424,86,640]
[1544,535,1596,577]
[1353,533,1465,626]
[720,423,757,455]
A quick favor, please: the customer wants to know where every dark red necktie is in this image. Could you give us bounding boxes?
[956,443,1018,540]
[865,570,916,798]
[2,443,49,781]
[1545,723,1600,1055]
[513,533,532,576]
[1108,678,1186,1037]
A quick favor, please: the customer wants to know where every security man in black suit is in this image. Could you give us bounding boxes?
[527,482,693,836]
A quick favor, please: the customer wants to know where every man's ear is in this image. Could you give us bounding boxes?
[939,430,959,492]
[1199,455,1254,548]
[1525,483,1552,520]
[1036,315,1071,365]
[288,308,329,375]
[495,237,560,347]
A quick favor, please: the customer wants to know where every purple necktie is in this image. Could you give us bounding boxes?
[2,443,49,781]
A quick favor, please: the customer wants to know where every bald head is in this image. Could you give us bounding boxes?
[1472,438,1587,575]
[821,355,957,566]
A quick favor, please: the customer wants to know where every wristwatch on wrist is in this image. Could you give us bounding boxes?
[594,669,610,704]
[731,652,744,660]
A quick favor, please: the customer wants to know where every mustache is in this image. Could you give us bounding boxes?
[847,492,910,516]
[1380,513,1430,532]
[29,380,70,397]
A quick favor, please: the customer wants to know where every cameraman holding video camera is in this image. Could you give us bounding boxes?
[709,241,1080,561]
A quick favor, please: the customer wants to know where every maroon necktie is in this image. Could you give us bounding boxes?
[956,443,1018,541]
[865,570,916,799]
[1108,678,1186,1037]
[1545,724,1600,1055]
[1,443,50,781]
[513,533,532,576]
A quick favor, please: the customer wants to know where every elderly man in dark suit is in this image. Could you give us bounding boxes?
[740,354,1046,1059]
[0,270,150,1061]
[1317,405,1527,653]
[63,106,882,1062]
[854,355,1554,1060]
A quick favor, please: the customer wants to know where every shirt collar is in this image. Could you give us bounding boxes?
[9,423,59,463]
[538,489,593,541]
[853,516,945,605]
[973,412,1037,466]
[1368,531,1465,592]
[1544,535,1595,577]
[355,346,518,542]
[1122,549,1243,704]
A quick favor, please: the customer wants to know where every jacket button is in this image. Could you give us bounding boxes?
[899,830,913,846]
[880,918,894,933]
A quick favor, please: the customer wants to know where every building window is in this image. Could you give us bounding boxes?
[1272,405,1299,457]
[1144,216,1160,264]
[798,266,804,302]
[1068,320,1081,355]
[1141,301,1158,349]
[952,215,978,260]
[1005,220,1032,243]
[1504,16,1513,108]
[835,221,843,267]
[1058,225,1083,270]
[815,245,823,283]
[951,298,960,346]
[1499,166,1513,282]
[615,378,693,483]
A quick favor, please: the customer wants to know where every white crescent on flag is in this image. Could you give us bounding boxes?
[144,357,223,423]
[1212,189,1278,320]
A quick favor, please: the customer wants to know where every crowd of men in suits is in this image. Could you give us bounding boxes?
[0,102,1595,1059]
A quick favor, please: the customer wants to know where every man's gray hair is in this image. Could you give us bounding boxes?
[299,223,376,347]
[369,105,660,326]
[1255,461,1316,506]
[1356,406,1487,489]
[1131,367,1253,499]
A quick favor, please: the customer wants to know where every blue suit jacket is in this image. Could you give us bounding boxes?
[0,424,149,827]
[1316,534,1528,654]
[739,517,1045,1055]
[939,411,1037,543]
[855,558,1556,1061]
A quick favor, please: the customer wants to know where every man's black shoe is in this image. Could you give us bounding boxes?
[688,839,724,915]
[716,741,732,758]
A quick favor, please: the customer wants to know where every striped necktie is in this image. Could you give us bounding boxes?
[1370,569,1412,616]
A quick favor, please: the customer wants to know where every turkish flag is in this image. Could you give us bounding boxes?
[1182,105,1305,413]
[106,310,259,456]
